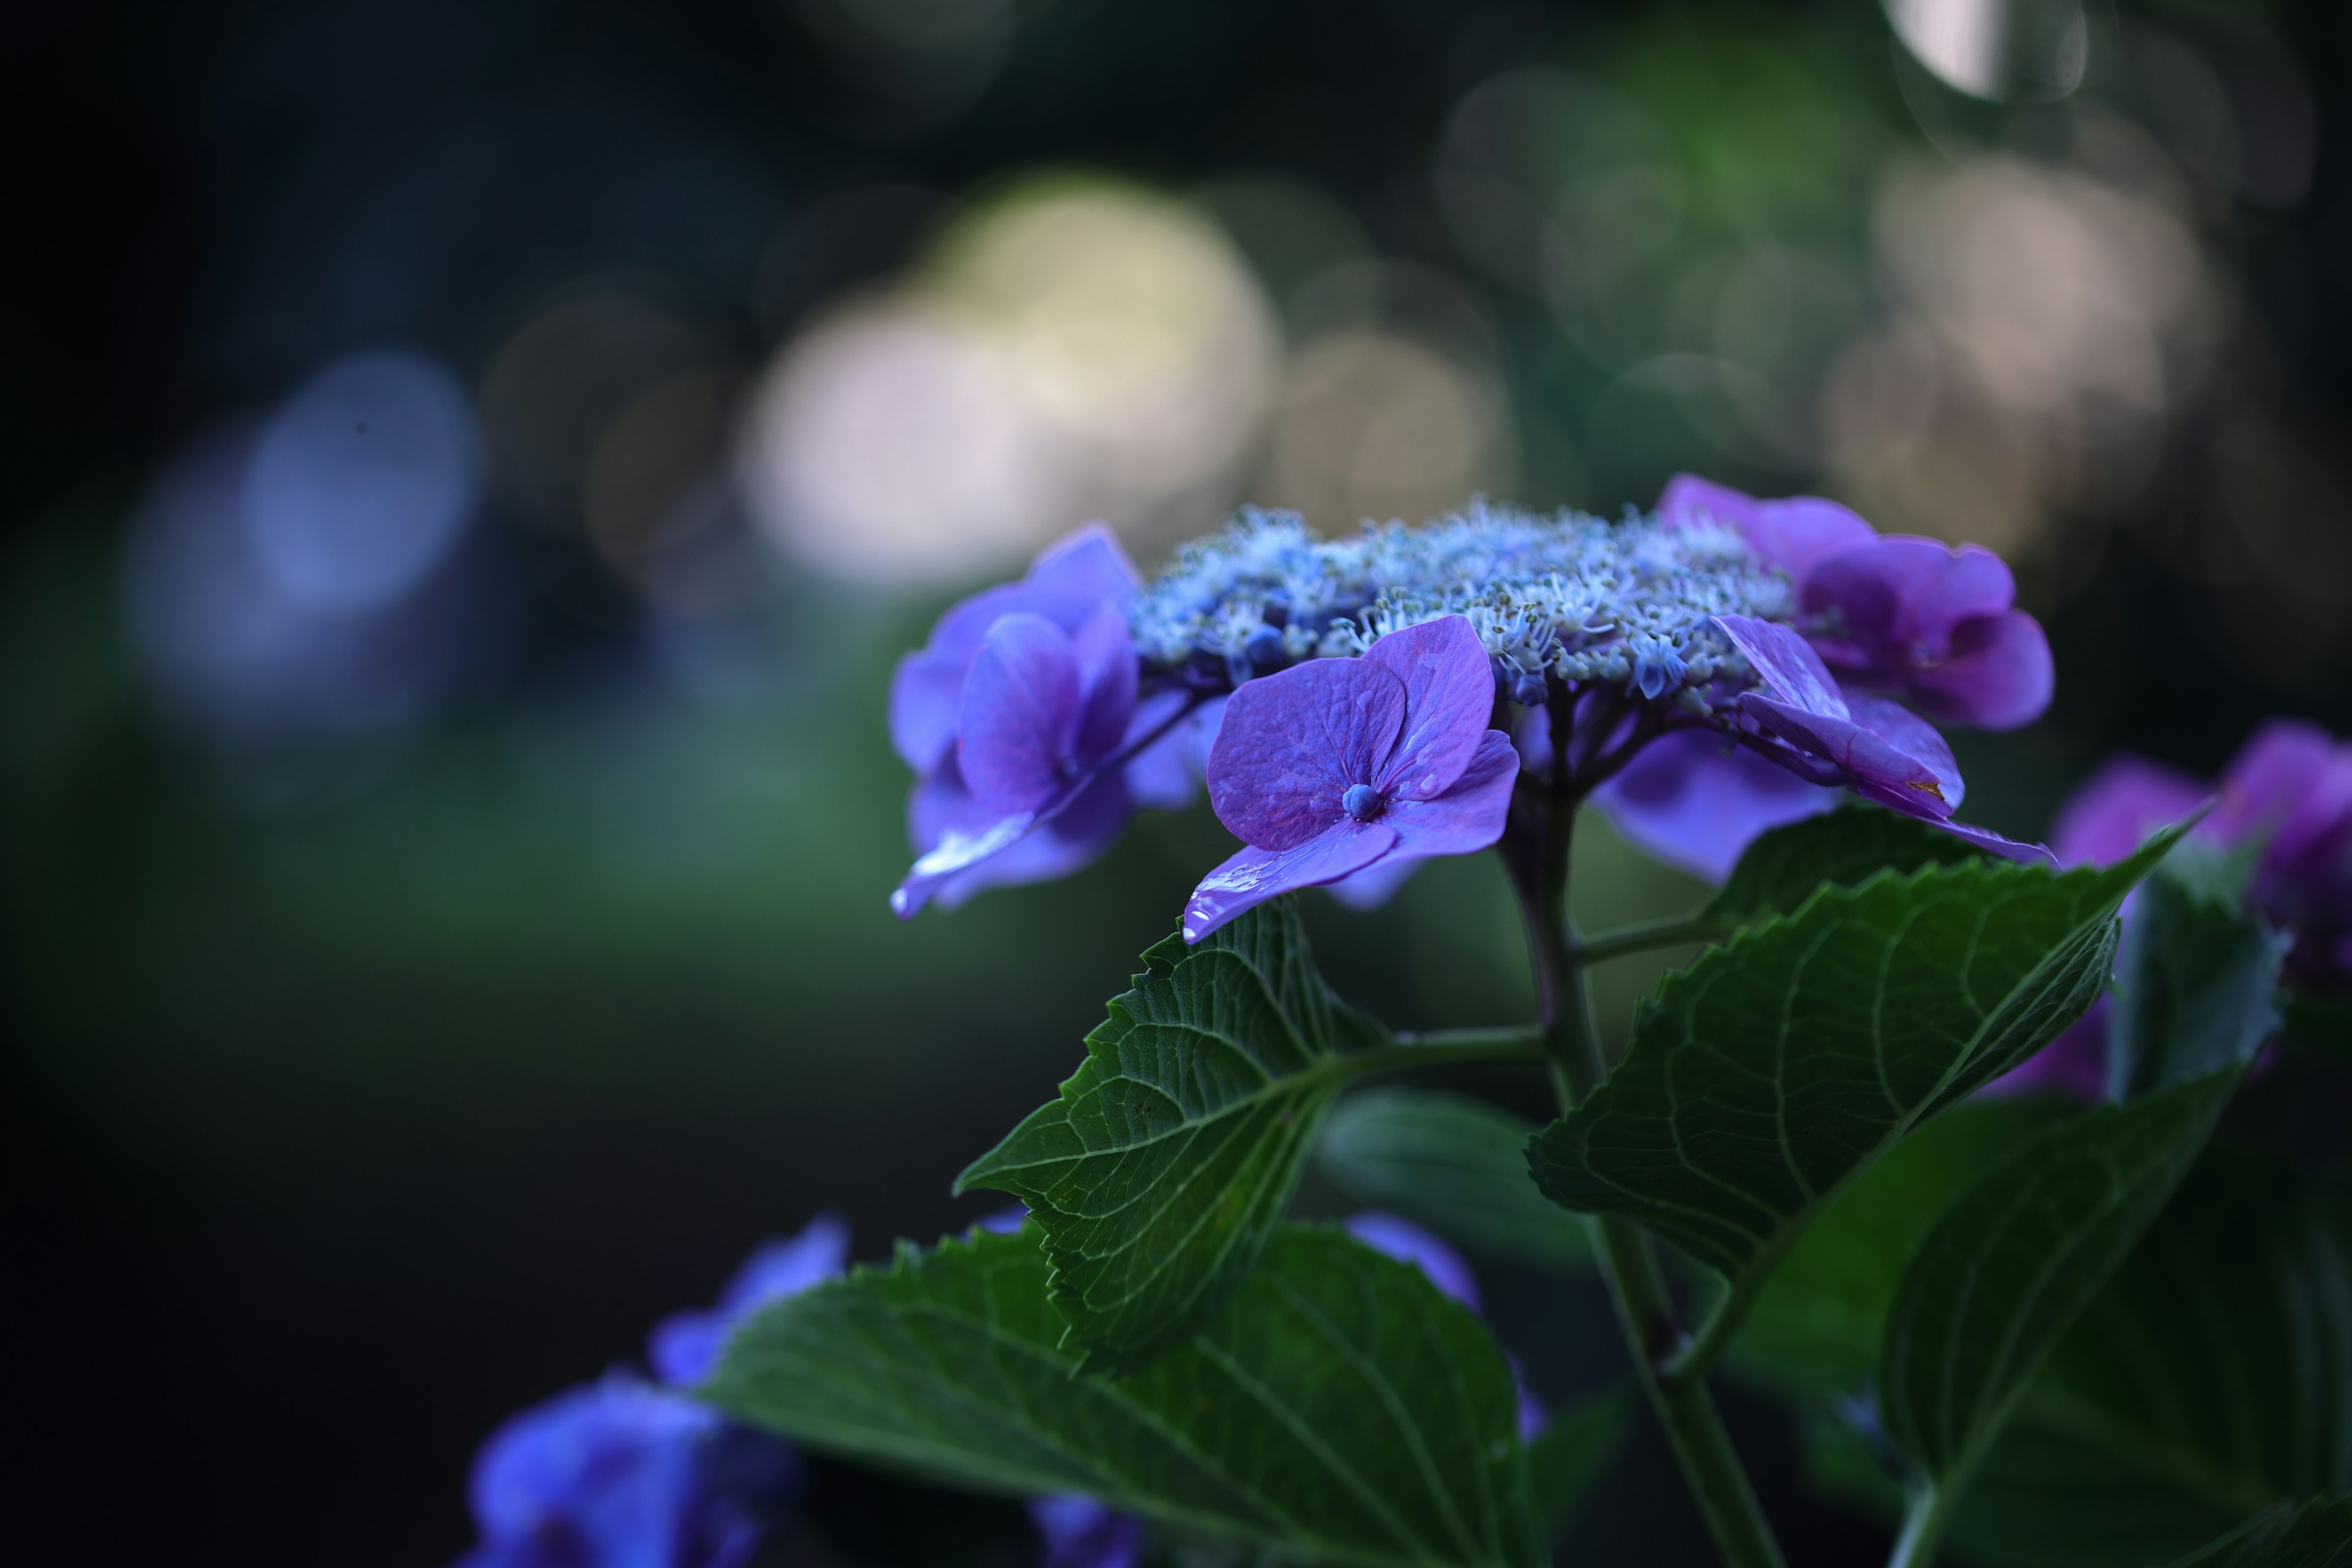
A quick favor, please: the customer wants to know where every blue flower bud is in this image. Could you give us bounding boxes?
[1243,625,1285,670]
[1512,671,1549,706]
[1341,783,1386,821]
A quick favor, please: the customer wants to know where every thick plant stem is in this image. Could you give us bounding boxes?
[1509,794,1789,1568]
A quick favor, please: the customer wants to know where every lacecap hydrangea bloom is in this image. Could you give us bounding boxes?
[891,480,2054,924]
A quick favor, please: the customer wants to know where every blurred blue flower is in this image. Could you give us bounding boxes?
[648,1212,850,1387]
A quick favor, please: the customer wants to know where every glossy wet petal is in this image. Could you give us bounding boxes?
[1182,822,1398,943]
[1380,730,1520,862]
[1361,615,1495,800]
[895,765,1128,918]
[1206,657,1406,851]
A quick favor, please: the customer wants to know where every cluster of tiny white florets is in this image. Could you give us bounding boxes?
[1130,499,1793,709]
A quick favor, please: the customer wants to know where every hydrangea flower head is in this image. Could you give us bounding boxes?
[1184,616,1519,941]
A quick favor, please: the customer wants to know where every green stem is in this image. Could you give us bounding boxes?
[1514,799,1788,1568]
[1357,1030,1547,1070]
[1576,914,1727,966]
[1887,1485,1954,1568]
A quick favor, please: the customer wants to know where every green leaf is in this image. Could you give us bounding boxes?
[1702,804,1988,929]
[1525,1389,1629,1542]
[1732,1097,2073,1400]
[706,1223,1543,1568]
[2163,1494,2352,1567]
[1317,1088,1592,1270]
[2111,870,2288,1101]
[2035,1150,2352,1514]
[1528,832,2177,1331]
[958,902,1389,1373]
[1879,1068,2243,1490]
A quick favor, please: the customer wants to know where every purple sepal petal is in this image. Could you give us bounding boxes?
[1591,728,1840,884]
[1740,693,1951,816]
[1926,816,2058,867]
[1362,616,1496,801]
[1714,613,1850,719]
[1379,729,1520,861]
[460,1373,787,1568]
[1342,1212,1480,1313]
[2049,756,2207,867]
[649,1213,851,1389]
[1323,853,1423,910]
[1207,657,1406,850]
[1183,823,1398,943]
[888,525,1138,773]
[1845,695,1965,810]
[1906,609,2054,730]
[1029,1495,1145,1568]
[2217,718,2339,845]
[895,764,1130,918]
[1071,604,1139,764]
[1657,474,1877,586]
[958,614,1084,815]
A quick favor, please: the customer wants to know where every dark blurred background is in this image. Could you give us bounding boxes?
[6,1,2349,1562]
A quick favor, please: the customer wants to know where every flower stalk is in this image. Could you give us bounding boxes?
[1504,764,1789,1568]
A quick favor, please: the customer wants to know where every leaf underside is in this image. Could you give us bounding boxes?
[1879,1068,2242,1484]
[959,901,1387,1373]
[2163,1492,2352,1568]
[706,1224,1543,1568]
[1318,1088,1591,1271]
[1528,834,2175,1304]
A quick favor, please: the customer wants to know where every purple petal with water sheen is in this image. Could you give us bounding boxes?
[896,764,1129,918]
[1182,823,1398,943]
[1658,474,1877,585]
[1381,730,1520,861]
[1343,1212,1481,1312]
[1207,658,1406,851]
[1324,853,1423,911]
[1593,728,1840,883]
[1714,614,1849,718]
[2049,756,2207,867]
[650,1214,851,1389]
[1362,616,1496,800]
[1742,693,1950,818]
[1907,610,2053,729]
[1071,604,1139,765]
[1926,816,2058,867]
[959,614,1083,815]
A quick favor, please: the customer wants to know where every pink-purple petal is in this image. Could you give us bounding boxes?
[1182,822,1400,943]
[2048,756,2207,867]
[959,613,1083,815]
[1658,474,1877,584]
[1207,658,1406,851]
[895,764,1128,917]
[1848,695,1964,809]
[1740,695,1951,817]
[1361,616,1496,801]
[1907,610,2053,730]
[1024,522,1140,606]
[1714,614,1850,718]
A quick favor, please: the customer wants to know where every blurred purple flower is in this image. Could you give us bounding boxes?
[1801,540,2053,730]
[1713,616,2048,865]
[1342,1212,1547,1441]
[453,1375,791,1568]
[890,527,1198,918]
[1029,1495,1146,1568]
[1660,476,2053,733]
[1183,616,1518,943]
[649,1213,851,1389]
[1590,728,1840,884]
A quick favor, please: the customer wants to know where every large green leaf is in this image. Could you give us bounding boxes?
[1702,804,1987,929]
[706,1224,1543,1568]
[2035,1151,2352,1515]
[1879,1069,2243,1490]
[2279,990,2352,1065]
[1526,1389,1629,1542]
[1318,1088,1591,1270]
[1731,1096,2073,1400]
[959,902,1389,1373]
[2164,1494,2352,1567]
[1528,834,2174,1324]
[2111,871,2288,1101]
